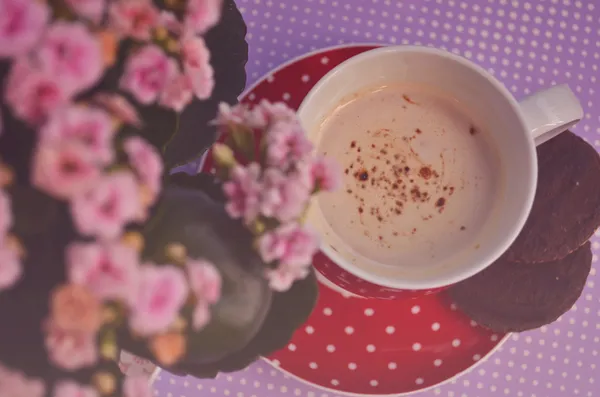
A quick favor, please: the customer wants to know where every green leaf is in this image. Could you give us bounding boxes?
[117,186,273,366]
[165,268,319,377]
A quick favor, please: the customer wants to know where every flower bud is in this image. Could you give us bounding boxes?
[212,143,236,170]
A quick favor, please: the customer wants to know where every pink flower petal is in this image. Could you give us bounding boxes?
[31,141,101,200]
[70,171,142,239]
[258,223,319,267]
[0,0,49,59]
[109,0,159,41]
[212,102,248,126]
[122,376,152,397]
[39,106,115,165]
[159,69,194,112]
[181,36,214,100]
[192,302,211,330]
[184,0,222,35]
[5,59,70,125]
[187,259,221,330]
[93,93,142,127]
[260,168,311,222]
[265,121,313,169]
[65,0,106,24]
[159,11,182,34]
[129,265,188,336]
[38,21,104,94]
[223,163,262,224]
[307,156,342,192]
[120,45,177,105]
[123,136,163,201]
[0,242,22,292]
[257,223,319,290]
[187,259,221,303]
[0,190,12,238]
[66,241,140,305]
[45,320,98,371]
[265,263,308,292]
[0,364,45,397]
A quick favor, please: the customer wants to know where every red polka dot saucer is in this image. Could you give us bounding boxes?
[201,44,509,395]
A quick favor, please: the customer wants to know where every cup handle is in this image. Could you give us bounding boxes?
[518,84,583,146]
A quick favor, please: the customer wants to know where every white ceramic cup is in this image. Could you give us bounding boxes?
[298,46,583,296]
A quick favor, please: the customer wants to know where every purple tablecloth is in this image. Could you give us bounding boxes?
[156,0,600,396]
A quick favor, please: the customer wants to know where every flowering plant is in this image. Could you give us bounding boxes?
[0,0,339,396]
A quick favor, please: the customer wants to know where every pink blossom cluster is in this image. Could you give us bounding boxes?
[41,238,223,370]
[215,101,342,291]
[1,0,219,122]
[116,0,219,110]
[30,104,163,240]
[0,0,226,384]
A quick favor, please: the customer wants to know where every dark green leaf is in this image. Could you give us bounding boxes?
[168,171,225,204]
[118,186,272,366]
[166,268,319,377]
[8,185,61,236]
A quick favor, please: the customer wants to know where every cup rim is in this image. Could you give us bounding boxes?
[299,45,538,290]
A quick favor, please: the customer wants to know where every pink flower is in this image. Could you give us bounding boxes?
[66,241,140,305]
[71,171,142,239]
[129,264,188,336]
[0,242,22,292]
[93,93,141,127]
[109,0,158,41]
[181,36,214,100]
[159,69,194,112]
[187,259,221,330]
[260,168,310,222]
[120,45,177,104]
[39,106,115,165]
[45,320,98,370]
[266,262,310,292]
[213,101,299,131]
[184,0,222,35]
[5,60,70,125]
[124,136,163,201]
[265,122,314,169]
[160,11,182,34]
[65,0,106,24]
[0,0,49,59]
[53,381,98,397]
[305,156,342,192]
[31,142,101,200]
[0,190,12,237]
[38,22,104,94]
[222,163,262,224]
[122,376,152,397]
[212,102,248,126]
[0,364,45,397]
[257,223,319,267]
[255,100,298,125]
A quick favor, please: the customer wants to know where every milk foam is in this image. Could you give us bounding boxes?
[313,84,502,269]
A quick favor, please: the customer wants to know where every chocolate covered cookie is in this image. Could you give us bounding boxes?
[448,242,592,332]
[504,131,600,263]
